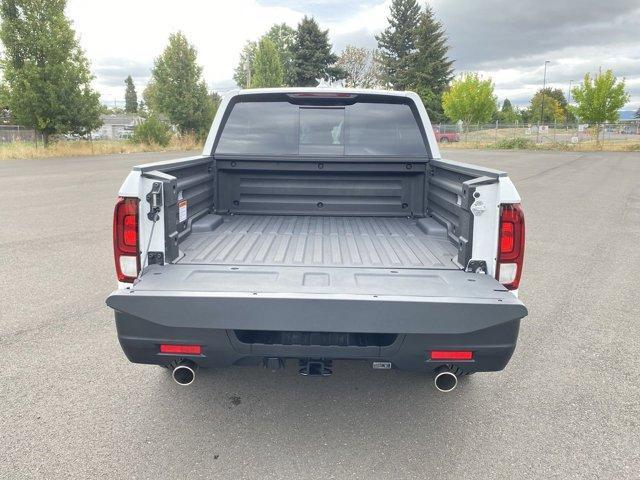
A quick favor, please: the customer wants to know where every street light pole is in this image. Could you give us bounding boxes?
[538,60,550,143]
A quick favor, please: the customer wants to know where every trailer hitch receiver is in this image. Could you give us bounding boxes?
[299,359,332,377]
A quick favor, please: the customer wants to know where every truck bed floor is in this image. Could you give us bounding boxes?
[177,215,458,269]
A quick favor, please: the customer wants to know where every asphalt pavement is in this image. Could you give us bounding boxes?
[1,149,639,479]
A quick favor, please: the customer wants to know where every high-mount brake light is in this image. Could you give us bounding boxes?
[113,197,140,283]
[287,92,356,98]
[496,203,525,290]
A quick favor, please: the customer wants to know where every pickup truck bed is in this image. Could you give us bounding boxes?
[107,88,528,388]
[177,214,459,269]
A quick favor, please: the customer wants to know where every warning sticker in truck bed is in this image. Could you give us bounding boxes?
[178,199,188,223]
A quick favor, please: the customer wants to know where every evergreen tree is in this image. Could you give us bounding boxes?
[264,23,296,86]
[408,6,453,121]
[144,32,216,136]
[498,98,519,123]
[251,37,284,88]
[375,0,421,89]
[289,16,340,86]
[124,75,138,113]
[410,6,453,94]
[0,0,102,145]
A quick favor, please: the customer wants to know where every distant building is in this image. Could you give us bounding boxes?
[96,114,142,140]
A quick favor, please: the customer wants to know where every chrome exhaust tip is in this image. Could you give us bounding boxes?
[434,370,458,392]
[172,361,197,386]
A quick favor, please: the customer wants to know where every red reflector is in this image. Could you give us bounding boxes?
[160,344,202,355]
[430,350,473,360]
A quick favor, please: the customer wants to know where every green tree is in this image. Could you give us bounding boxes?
[497,98,519,124]
[265,23,296,86]
[124,75,138,113]
[529,93,565,124]
[375,0,421,89]
[289,16,340,86]
[409,5,453,122]
[233,40,257,88]
[250,37,283,88]
[635,107,640,119]
[442,73,497,125]
[144,32,216,136]
[529,87,572,123]
[131,114,171,146]
[0,0,102,145]
[572,70,629,124]
[335,46,381,88]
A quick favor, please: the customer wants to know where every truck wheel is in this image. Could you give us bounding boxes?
[440,137,449,143]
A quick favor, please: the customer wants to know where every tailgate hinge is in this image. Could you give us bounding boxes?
[146,182,163,221]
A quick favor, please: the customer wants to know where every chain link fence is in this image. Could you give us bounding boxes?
[0,125,45,144]
[434,122,640,150]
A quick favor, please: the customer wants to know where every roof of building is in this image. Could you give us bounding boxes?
[100,114,141,126]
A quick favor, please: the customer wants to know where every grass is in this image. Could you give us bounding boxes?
[437,126,640,152]
[0,134,202,161]
[2,132,638,160]
[440,139,640,152]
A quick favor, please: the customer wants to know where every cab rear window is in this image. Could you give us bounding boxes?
[215,100,426,156]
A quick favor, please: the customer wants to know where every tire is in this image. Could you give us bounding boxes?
[440,137,449,143]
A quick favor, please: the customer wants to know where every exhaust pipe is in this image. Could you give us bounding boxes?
[172,361,197,386]
[434,369,458,392]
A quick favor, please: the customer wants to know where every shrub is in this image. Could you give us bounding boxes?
[131,115,171,147]
[495,138,534,149]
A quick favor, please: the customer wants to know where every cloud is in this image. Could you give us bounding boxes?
[93,59,153,87]
[65,0,640,108]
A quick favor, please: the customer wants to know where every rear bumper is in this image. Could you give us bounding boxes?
[115,312,520,373]
[107,266,527,374]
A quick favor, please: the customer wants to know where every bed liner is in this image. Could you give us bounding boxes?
[177,214,459,270]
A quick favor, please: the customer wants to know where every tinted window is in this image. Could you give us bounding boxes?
[215,100,426,156]
[216,102,298,155]
[346,103,425,155]
[299,107,345,155]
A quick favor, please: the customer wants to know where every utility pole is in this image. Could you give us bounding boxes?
[245,57,252,89]
[568,80,573,104]
[537,60,550,143]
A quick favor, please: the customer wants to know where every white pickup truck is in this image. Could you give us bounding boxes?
[106,88,527,392]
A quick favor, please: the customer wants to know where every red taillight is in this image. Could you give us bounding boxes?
[430,350,474,360]
[113,197,140,283]
[160,344,202,355]
[497,203,525,290]
[500,222,515,253]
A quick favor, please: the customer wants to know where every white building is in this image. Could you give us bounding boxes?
[96,114,142,140]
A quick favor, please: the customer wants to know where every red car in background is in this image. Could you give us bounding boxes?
[433,127,460,143]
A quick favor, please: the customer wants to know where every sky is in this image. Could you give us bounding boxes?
[65,0,640,111]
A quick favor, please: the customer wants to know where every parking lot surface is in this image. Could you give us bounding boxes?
[1,149,639,479]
